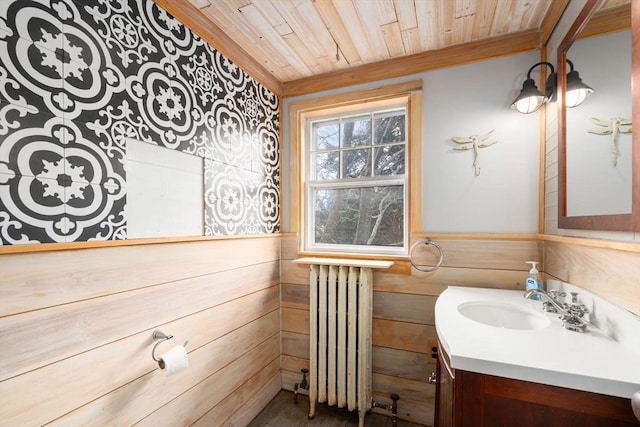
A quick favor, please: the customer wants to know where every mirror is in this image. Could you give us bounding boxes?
[558,0,639,231]
[566,14,631,217]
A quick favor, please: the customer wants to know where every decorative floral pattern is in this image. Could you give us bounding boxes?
[0,0,279,244]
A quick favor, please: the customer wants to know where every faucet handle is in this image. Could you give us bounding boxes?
[555,292,590,333]
[567,305,588,317]
[548,289,566,299]
[568,292,587,308]
[570,291,579,304]
[561,314,588,333]
[565,292,589,318]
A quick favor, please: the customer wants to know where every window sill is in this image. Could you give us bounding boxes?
[292,256,394,270]
[295,250,411,275]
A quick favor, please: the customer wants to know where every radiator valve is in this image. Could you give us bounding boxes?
[293,368,309,404]
[372,393,400,426]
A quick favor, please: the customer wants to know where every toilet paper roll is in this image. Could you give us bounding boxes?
[158,345,189,376]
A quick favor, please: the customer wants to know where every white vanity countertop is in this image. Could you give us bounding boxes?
[435,286,640,399]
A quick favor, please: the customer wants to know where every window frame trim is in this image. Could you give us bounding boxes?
[287,80,423,259]
[305,104,409,254]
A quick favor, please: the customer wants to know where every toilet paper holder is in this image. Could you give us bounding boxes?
[151,329,188,362]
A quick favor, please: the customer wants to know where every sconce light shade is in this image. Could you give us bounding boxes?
[565,67,593,108]
[510,62,555,114]
[511,78,547,114]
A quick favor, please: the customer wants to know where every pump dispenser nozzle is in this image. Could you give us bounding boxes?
[526,261,539,274]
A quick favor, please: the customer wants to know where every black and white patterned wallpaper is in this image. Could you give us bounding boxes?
[0,0,280,244]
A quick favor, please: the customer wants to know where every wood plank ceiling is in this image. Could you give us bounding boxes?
[159,0,630,96]
[189,0,553,82]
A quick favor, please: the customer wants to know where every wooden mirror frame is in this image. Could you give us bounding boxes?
[557,0,639,231]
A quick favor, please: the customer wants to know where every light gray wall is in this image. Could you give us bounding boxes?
[282,51,541,234]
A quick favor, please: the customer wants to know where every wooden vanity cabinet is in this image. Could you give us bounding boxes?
[434,341,639,427]
[433,339,454,427]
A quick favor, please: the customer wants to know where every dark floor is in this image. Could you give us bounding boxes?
[247,390,425,427]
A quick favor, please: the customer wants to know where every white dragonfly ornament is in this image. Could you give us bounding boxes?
[451,129,497,176]
[588,117,632,167]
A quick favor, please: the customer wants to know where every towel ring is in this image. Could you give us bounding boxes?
[409,238,444,272]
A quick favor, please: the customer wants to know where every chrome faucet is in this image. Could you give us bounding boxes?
[524,289,588,332]
[523,289,567,314]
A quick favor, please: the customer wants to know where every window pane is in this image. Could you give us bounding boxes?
[313,185,404,247]
[374,145,405,176]
[341,115,371,148]
[313,121,339,150]
[314,151,339,180]
[374,111,405,144]
[342,148,371,178]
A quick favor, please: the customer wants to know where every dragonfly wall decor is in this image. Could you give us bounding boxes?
[588,117,632,167]
[451,130,498,176]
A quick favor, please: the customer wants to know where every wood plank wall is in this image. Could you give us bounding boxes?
[543,239,640,316]
[0,237,281,426]
[12,235,623,427]
[280,234,540,426]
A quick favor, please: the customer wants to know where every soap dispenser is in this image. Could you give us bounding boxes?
[525,261,543,300]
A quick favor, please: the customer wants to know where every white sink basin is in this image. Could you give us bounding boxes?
[457,300,551,330]
[436,286,640,399]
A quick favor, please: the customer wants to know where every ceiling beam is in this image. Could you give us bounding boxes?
[154,0,283,96]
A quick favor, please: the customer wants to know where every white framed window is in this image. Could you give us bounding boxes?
[305,103,408,255]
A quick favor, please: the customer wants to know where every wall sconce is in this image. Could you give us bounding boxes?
[565,59,593,108]
[511,60,592,114]
[511,62,556,114]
